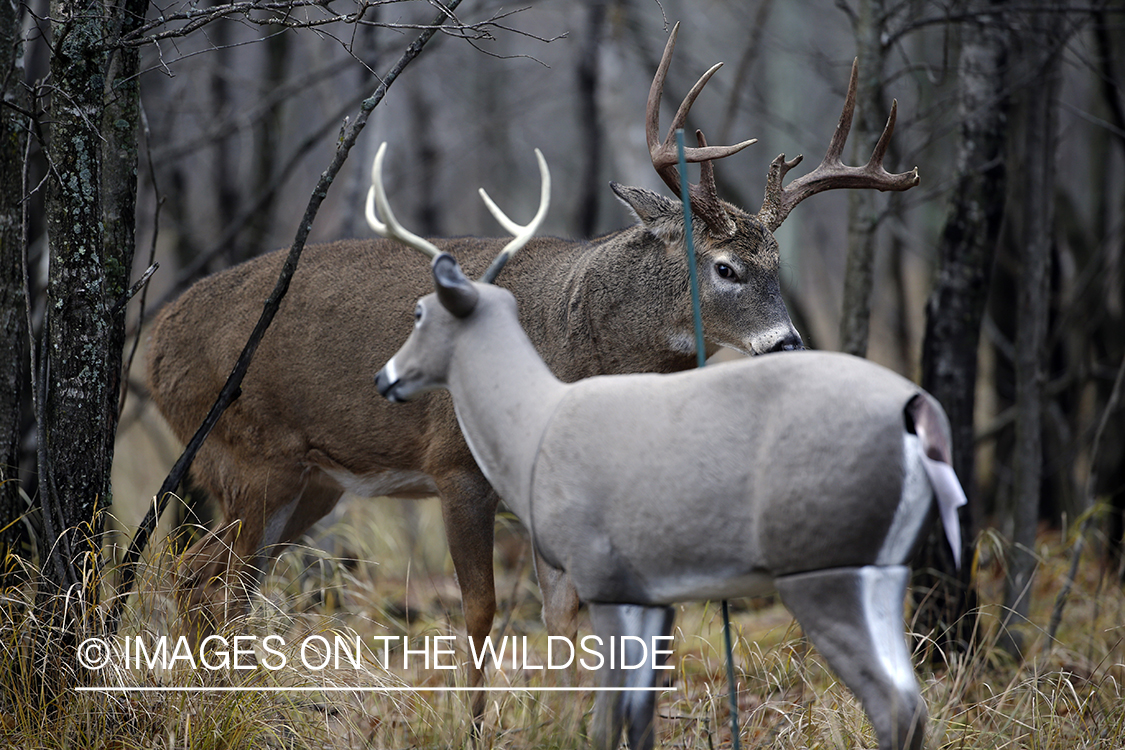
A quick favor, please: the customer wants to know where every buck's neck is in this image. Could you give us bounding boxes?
[501,230,701,380]
[446,291,569,517]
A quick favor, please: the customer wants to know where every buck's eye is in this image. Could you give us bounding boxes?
[715,262,739,281]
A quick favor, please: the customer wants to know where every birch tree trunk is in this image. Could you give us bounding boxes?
[38,0,145,604]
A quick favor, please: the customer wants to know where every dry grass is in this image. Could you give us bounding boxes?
[1,496,1122,749]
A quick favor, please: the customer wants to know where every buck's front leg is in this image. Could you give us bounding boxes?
[588,603,675,750]
[776,566,927,750]
[435,471,501,726]
[536,554,581,641]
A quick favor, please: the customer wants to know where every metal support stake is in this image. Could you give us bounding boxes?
[676,129,707,372]
[676,129,739,750]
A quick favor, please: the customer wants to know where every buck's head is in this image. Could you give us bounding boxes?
[372,143,550,403]
[631,22,918,356]
[609,181,798,356]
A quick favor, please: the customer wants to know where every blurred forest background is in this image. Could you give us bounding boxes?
[2,0,1124,662]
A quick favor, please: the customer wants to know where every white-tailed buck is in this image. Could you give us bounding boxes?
[145,23,919,713]
[372,144,965,750]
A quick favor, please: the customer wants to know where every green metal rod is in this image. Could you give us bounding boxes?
[675,130,707,371]
[676,130,739,750]
[721,600,741,750]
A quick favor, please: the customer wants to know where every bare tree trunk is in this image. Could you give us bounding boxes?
[211,11,239,267]
[0,0,29,587]
[1093,9,1125,579]
[575,0,607,238]
[41,0,112,596]
[914,0,1008,651]
[103,0,146,443]
[340,16,381,241]
[838,0,887,357]
[39,0,145,611]
[410,87,443,236]
[243,24,290,260]
[1001,3,1064,658]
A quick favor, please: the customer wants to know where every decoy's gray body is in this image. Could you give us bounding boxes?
[371,27,952,746]
[377,253,966,750]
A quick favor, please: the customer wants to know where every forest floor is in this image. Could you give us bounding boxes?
[2,495,1123,749]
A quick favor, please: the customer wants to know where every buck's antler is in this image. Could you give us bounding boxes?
[647,22,756,237]
[755,59,920,232]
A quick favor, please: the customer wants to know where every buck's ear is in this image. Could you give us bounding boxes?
[432,253,479,318]
[610,182,682,240]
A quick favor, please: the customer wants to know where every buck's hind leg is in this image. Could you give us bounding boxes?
[588,603,675,750]
[175,461,327,646]
[776,565,927,750]
[176,521,253,644]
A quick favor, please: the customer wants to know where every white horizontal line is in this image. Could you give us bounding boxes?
[75,686,668,693]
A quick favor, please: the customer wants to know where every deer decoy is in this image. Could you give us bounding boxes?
[145,23,920,723]
[372,140,962,750]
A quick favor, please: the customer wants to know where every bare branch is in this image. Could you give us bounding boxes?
[140,80,375,312]
[150,56,353,162]
[112,0,553,53]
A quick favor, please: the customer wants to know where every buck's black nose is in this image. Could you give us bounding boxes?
[768,332,804,353]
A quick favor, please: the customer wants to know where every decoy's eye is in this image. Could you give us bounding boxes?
[414,304,424,324]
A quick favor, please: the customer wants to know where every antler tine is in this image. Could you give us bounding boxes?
[644,21,680,174]
[691,129,737,234]
[478,148,551,284]
[365,142,442,259]
[869,98,897,166]
[756,58,920,233]
[822,57,860,167]
[665,64,731,155]
[646,22,756,236]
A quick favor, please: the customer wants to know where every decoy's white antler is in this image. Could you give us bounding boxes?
[478,148,550,283]
[365,141,442,259]
[366,142,550,284]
